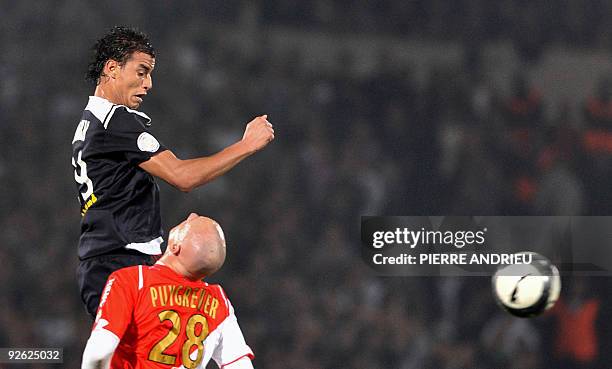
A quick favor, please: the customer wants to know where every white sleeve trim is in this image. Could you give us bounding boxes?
[81,328,120,369]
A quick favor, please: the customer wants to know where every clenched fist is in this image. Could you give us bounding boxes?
[242,115,275,153]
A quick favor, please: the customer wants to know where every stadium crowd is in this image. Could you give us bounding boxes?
[0,1,611,368]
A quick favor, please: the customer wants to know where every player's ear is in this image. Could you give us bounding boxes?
[169,242,181,255]
[187,213,198,221]
[104,59,119,79]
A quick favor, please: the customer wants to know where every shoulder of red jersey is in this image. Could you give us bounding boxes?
[210,284,234,314]
[102,265,144,296]
[101,266,141,296]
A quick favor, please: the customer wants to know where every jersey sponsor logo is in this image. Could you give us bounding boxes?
[137,132,160,152]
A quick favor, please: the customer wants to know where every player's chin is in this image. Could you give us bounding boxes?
[129,96,143,109]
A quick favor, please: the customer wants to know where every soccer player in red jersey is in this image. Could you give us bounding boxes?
[81,213,254,369]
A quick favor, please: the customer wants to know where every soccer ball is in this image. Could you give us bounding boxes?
[492,252,561,318]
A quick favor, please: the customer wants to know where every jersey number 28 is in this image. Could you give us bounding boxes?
[149,310,210,368]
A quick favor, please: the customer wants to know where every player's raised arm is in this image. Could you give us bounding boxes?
[139,115,274,192]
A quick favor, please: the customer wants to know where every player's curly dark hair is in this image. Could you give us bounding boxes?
[86,26,155,85]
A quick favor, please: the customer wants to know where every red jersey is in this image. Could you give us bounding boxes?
[92,263,253,369]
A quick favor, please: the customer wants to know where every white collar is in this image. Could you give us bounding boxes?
[85,96,151,127]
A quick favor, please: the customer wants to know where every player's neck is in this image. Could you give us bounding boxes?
[159,256,203,281]
[93,84,119,105]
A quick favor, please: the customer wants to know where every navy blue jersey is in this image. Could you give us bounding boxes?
[72,96,167,259]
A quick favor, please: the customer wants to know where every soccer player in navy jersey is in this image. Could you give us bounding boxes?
[72,26,274,318]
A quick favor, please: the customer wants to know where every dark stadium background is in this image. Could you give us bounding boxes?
[1,1,611,368]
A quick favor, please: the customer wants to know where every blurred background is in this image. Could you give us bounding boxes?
[1,1,611,368]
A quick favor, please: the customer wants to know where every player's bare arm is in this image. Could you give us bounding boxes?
[139,115,274,192]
